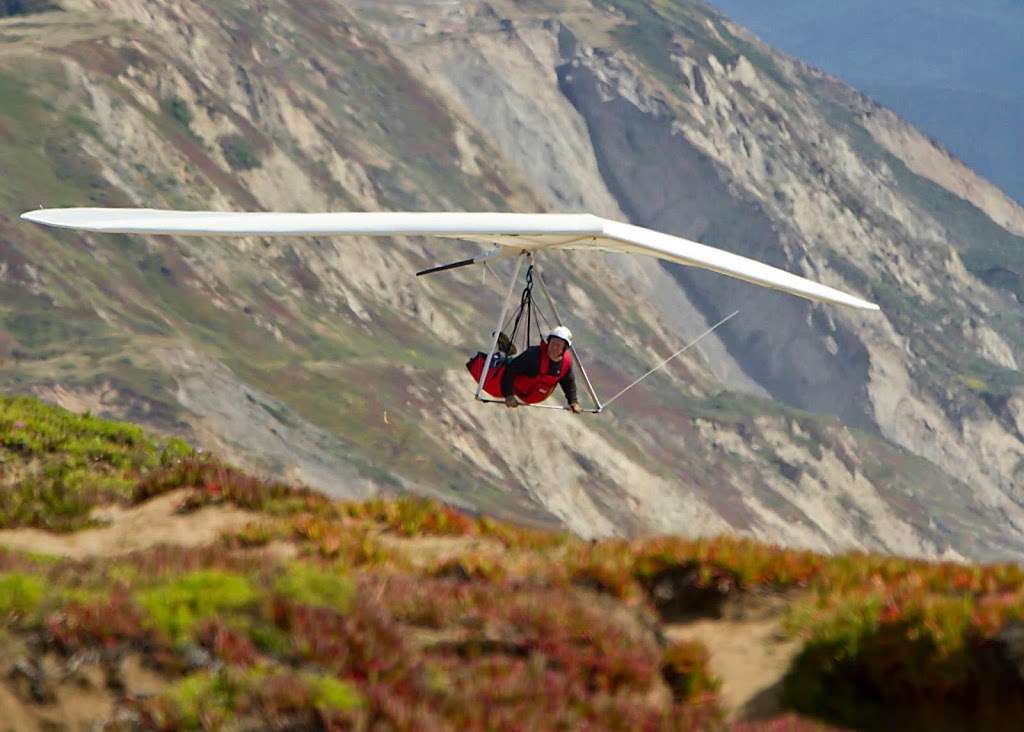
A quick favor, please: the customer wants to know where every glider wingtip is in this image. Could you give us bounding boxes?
[21,208,79,227]
[842,299,880,312]
[20,209,47,224]
[20,207,98,229]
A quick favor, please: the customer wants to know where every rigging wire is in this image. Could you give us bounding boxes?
[601,310,740,409]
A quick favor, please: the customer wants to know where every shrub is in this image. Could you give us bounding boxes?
[782,588,1024,729]
[164,668,244,729]
[45,591,149,652]
[155,666,363,729]
[342,497,475,536]
[219,134,261,171]
[135,570,259,644]
[431,554,507,584]
[162,96,193,128]
[198,619,260,666]
[224,520,282,548]
[0,572,45,620]
[307,672,362,713]
[0,395,193,530]
[273,563,354,612]
[662,639,720,701]
[134,458,322,514]
[290,516,397,565]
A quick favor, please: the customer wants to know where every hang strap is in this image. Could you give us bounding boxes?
[504,265,536,352]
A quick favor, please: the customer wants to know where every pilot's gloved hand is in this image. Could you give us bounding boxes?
[569,402,582,414]
[504,394,519,409]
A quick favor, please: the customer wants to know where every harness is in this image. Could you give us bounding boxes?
[466,265,571,404]
[511,339,572,403]
[505,265,537,355]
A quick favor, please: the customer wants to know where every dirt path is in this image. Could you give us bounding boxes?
[666,595,803,721]
[0,489,258,557]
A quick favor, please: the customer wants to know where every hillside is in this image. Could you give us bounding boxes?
[707,0,1024,204]
[0,0,1021,560]
[4,394,1024,730]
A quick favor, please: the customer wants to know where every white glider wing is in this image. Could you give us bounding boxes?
[20,208,879,311]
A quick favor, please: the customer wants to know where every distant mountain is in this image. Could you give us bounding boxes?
[707,0,1024,204]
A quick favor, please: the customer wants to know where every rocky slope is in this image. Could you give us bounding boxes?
[0,0,1021,559]
[707,0,1024,205]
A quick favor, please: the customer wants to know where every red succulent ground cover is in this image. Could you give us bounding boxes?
[5,392,1024,729]
[96,457,1024,728]
[1,453,729,729]
[2,543,724,729]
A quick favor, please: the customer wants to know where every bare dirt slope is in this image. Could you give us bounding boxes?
[0,489,257,557]
[668,596,803,721]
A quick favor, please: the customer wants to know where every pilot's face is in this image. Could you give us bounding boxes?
[547,337,568,360]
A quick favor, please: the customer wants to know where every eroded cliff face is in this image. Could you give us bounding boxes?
[0,0,1021,559]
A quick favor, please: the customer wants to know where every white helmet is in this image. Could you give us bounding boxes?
[547,325,573,346]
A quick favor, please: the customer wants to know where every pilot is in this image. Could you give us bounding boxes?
[501,326,581,413]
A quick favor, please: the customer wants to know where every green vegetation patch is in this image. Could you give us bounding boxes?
[598,0,785,95]
[809,77,1024,378]
[0,572,45,619]
[273,563,354,611]
[218,133,262,171]
[885,149,1024,303]
[0,394,193,531]
[783,589,1024,730]
[161,95,193,129]
[2,304,111,357]
[160,666,363,729]
[307,672,363,713]
[135,569,259,644]
[133,457,325,515]
[0,64,113,212]
[662,639,720,702]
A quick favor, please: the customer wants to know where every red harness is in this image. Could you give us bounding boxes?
[467,340,572,404]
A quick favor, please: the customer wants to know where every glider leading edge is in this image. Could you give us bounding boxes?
[21,208,880,413]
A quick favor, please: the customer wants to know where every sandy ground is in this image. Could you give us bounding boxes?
[0,489,258,557]
[0,652,168,732]
[667,594,803,720]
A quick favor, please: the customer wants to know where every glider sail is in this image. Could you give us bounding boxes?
[20,208,879,311]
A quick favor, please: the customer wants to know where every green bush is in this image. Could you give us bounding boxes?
[0,573,45,619]
[162,96,193,128]
[661,640,720,701]
[167,668,247,729]
[219,134,261,171]
[307,672,362,713]
[162,666,361,728]
[0,395,194,530]
[136,570,258,644]
[273,563,353,611]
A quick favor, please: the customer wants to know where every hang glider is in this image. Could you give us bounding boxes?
[21,208,878,311]
[21,207,879,414]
